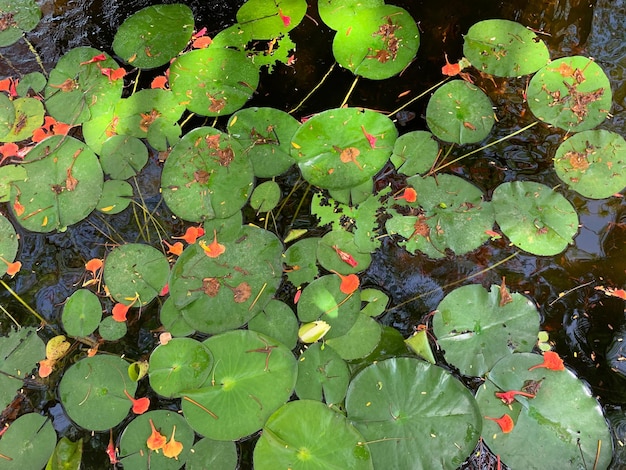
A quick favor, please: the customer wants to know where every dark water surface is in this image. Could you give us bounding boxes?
[1,0,625,468]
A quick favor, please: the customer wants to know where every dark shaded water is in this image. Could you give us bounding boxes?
[1,0,625,468]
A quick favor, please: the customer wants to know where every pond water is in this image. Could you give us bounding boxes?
[1,0,625,468]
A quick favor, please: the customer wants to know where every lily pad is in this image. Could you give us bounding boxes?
[250,180,281,213]
[283,237,320,286]
[253,400,373,470]
[10,135,103,232]
[170,47,259,117]
[103,243,170,306]
[182,330,297,440]
[295,342,350,404]
[345,357,482,469]
[318,0,384,31]
[47,437,83,470]
[96,179,133,214]
[99,135,148,180]
[1,96,44,142]
[0,413,55,469]
[0,213,18,276]
[390,130,439,176]
[0,93,14,139]
[360,288,389,317]
[326,313,382,360]
[114,89,186,139]
[0,165,26,203]
[527,56,612,132]
[291,107,397,189]
[247,299,299,350]
[0,0,41,47]
[59,355,137,431]
[476,353,612,469]
[15,71,46,95]
[236,0,307,40]
[492,181,579,255]
[332,5,420,80]
[426,80,495,144]
[112,4,194,69]
[98,315,127,341]
[61,289,102,337]
[463,19,550,77]
[432,284,540,377]
[159,297,195,337]
[187,438,237,470]
[554,129,626,199]
[161,127,253,222]
[317,230,371,275]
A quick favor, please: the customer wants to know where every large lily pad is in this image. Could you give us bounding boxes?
[345,357,482,469]
[0,413,55,469]
[182,330,297,440]
[463,19,550,77]
[0,0,41,47]
[236,0,307,40]
[476,353,612,469]
[426,80,495,144]
[291,107,397,189]
[254,400,373,469]
[332,5,420,80]
[10,135,103,232]
[432,284,540,377]
[113,4,194,69]
[554,129,626,199]
[318,0,384,31]
[492,181,579,255]
[161,127,253,222]
[0,213,18,277]
[527,56,612,132]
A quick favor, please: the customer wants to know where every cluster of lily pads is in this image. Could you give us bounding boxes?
[0,0,623,468]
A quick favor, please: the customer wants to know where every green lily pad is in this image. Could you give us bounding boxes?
[326,313,382,360]
[98,315,127,341]
[147,117,181,152]
[161,127,253,222]
[45,47,123,125]
[291,107,397,189]
[463,19,550,77]
[237,0,307,40]
[426,80,495,144]
[169,225,283,334]
[0,413,55,469]
[103,243,170,306]
[182,330,297,440]
[81,109,118,155]
[61,289,102,337]
[297,274,361,339]
[228,107,299,177]
[476,353,612,469]
[527,56,612,132]
[390,130,439,176]
[254,400,373,470]
[99,135,148,180]
[0,213,18,276]
[59,355,137,431]
[112,4,194,69]
[170,47,259,117]
[0,0,41,47]
[332,5,420,80]
[10,135,103,232]
[15,71,46,95]
[554,129,626,199]
[432,284,540,377]
[119,410,195,469]
[329,178,373,205]
[250,181,281,213]
[318,0,384,31]
[47,437,82,470]
[283,237,320,286]
[0,93,15,139]
[345,357,481,469]
[159,297,195,337]
[209,23,251,50]
[405,329,436,364]
[187,438,237,470]
[148,338,213,398]
[114,89,186,139]
[248,299,299,350]
[0,165,26,203]
[295,342,350,404]
[96,179,133,214]
[1,96,44,142]
[317,230,371,275]
[492,181,579,255]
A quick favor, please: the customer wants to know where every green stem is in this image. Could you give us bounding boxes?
[386,77,450,118]
[340,75,359,108]
[289,62,336,115]
[0,279,47,325]
[22,35,47,76]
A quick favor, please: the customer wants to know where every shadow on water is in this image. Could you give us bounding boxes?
[1,0,625,468]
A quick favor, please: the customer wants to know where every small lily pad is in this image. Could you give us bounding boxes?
[0,213,18,277]
[283,237,320,286]
[236,0,307,40]
[15,71,46,95]
[317,230,371,275]
[318,0,384,31]
[0,0,41,47]
[390,130,439,176]
[1,96,44,142]
[250,181,281,213]
[114,89,186,139]
[295,342,350,404]
[99,135,148,180]
[96,179,133,214]
[98,315,127,341]
[360,288,389,317]
[0,165,26,203]
[326,313,382,360]
[0,413,55,469]
[61,289,102,337]
[248,299,299,350]
[159,297,195,337]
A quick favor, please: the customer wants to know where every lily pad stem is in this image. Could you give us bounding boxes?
[0,279,47,325]
[289,62,336,114]
[22,34,47,76]
[340,76,359,108]
[386,77,450,118]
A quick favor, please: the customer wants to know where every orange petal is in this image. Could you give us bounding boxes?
[151,75,169,89]
[147,419,167,452]
[336,272,359,294]
[528,350,565,371]
[199,230,225,258]
[38,358,55,378]
[162,425,183,459]
[85,258,103,275]
[124,389,150,414]
[163,240,184,256]
[5,260,21,277]
[485,414,514,433]
[112,303,130,322]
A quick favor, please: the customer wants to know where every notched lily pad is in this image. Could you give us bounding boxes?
[236,0,307,40]
[0,0,41,47]
[390,130,439,176]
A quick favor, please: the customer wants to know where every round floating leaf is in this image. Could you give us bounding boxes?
[98,315,127,341]
[254,400,373,470]
[82,109,117,155]
[492,181,579,255]
[527,56,612,132]
[463,19,550,77]
[317,230,371,275]
[248,299,299,350]
[47,436,83,470]
[554,129,626,199]
[236,0,307,39]
[250,181,281,213]
[187,438,237,470]
[332,5,420,80]
[170,225,283,334]
[148,338,213,398]
[476,353,612,469]
[170,48,259,117]
[283,237,320,286]
[295,342,350,404]
[426,80,495,144]
[114,89,186,139]
[0,214,18,277]
[62,289,102,337]
[291,107,397,189]
[0,165,26,203]
[1,96,44,142]
[0,413,55,469]
[318,0,384,31]
[97,179,133,214]
[228,107,299,177]
[161,127,253,222]
[297,274,361,339]
[182,330,297,440]
[329,177,373,205]
[147,117,181,152]
[432,284,540,377]
[159,297,195,337]
[113,4,194,69]
[15,71,46,95]
[360,288,389,317]
[345,357,481,469]
[45,47,123,125]
[0,0,41,47]
[326,313,382,361]
[59,355,136,431]
[10,135,103,232]
[119,410,195,469]
[100,135,148,180]
[0,93,15,139]
[103,243,170,306]
[390,130,439,176]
